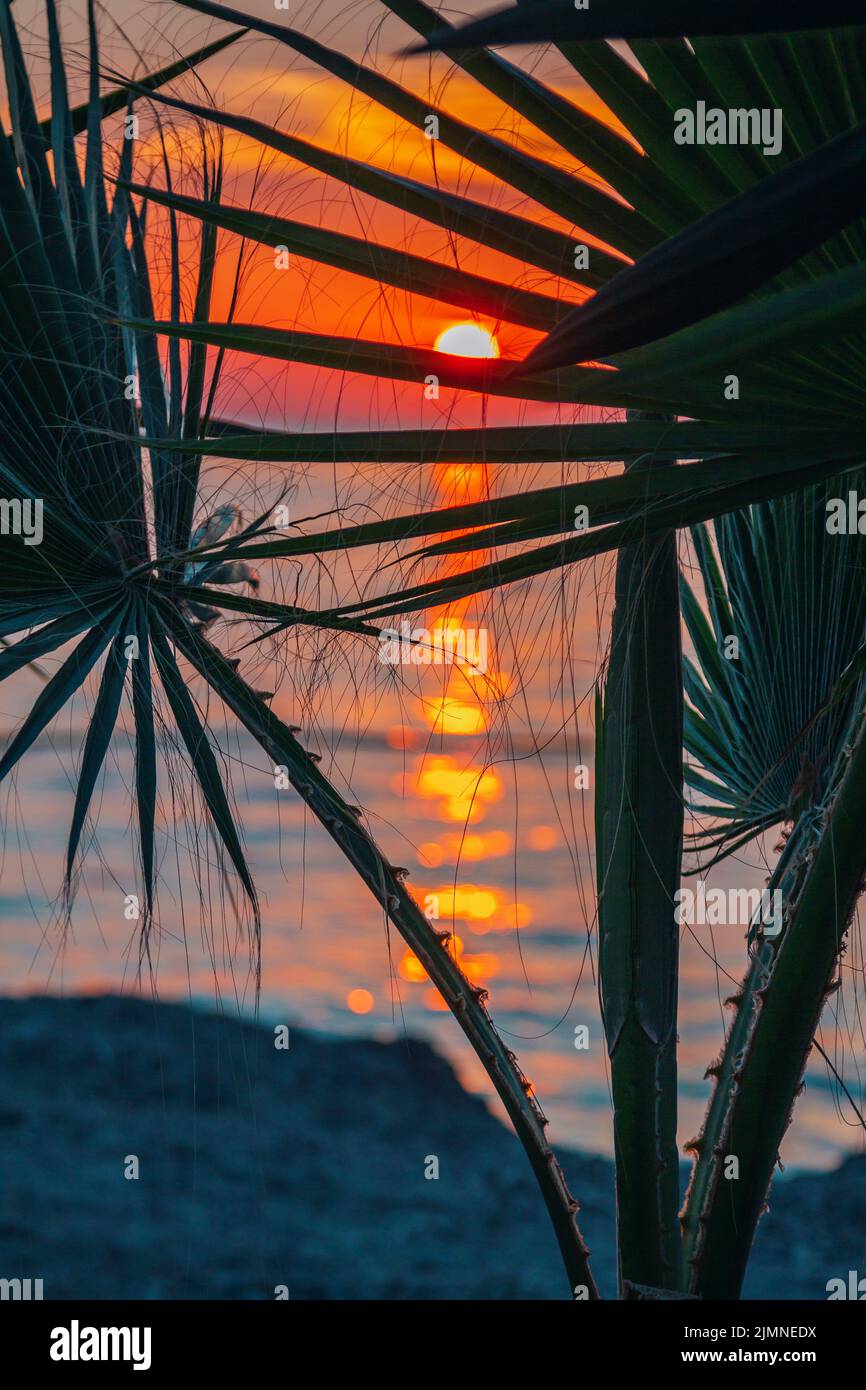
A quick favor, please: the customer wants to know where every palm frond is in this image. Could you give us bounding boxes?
[683,480,866,849]
[413,1,865,52]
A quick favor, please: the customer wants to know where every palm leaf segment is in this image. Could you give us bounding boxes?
[122,2,866,642]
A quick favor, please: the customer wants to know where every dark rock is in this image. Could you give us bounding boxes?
[0,995,860,1300]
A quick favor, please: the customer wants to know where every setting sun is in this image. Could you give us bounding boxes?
[434,323,500,359]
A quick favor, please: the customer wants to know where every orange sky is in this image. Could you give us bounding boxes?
[138,39,629,428]
[6,1,637,428]
[150,53,623,345]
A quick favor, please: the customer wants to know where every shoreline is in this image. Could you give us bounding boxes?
[0,994,861,1300]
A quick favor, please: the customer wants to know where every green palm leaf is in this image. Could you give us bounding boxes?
[65,620,131,884]
[125,82,618,286]
[521,121,866,372]
[149,614,260,926]
[169,0,656,255]
[413,0,865,52]
[123,183,571,331]
[0,617,120,784]
[130,600,158,926]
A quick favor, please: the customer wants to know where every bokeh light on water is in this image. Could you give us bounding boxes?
[0,460,862,1173]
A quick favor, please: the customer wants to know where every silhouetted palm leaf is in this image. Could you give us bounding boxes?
[411,0,865,52]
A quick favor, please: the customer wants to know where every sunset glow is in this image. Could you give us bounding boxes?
[427,696,488,737]
[408,756,504,824]
[434,323,500,358]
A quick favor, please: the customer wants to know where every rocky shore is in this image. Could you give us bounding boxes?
[0,995,861,1300]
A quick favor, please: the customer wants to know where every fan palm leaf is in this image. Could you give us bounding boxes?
[412,1,865,51]
[682,484,866,851]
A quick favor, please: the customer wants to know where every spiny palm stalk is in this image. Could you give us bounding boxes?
[678,486,866,1297]
[596,416,683,1295]
[2,0,866,1302]
[692,710,866,1299]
